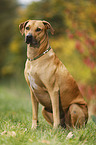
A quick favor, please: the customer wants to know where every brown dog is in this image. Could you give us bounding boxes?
[19,20,88,129]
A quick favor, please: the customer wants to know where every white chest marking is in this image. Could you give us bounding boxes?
[28,75,38,89]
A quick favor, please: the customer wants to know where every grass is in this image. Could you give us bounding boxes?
[0,79,96,145]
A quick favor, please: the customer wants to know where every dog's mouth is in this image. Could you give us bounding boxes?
[25,34,40,48]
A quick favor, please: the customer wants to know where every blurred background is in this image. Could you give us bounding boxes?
[0,0,96,117]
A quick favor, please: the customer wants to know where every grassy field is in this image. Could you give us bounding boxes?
[0,79,96,145]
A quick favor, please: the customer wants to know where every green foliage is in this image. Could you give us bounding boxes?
[0,0,17,71]
[26,0,66,35]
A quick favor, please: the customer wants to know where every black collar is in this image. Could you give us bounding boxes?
[27,46,51,61]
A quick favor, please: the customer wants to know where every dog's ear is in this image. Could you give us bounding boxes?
[19,21,29,35]
[43,21,55,35]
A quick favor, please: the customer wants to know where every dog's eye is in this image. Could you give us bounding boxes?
[26,27,30,30]
[36,28,41,32]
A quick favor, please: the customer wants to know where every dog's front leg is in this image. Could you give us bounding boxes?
[30,87,39,129]
[50,90,60,128]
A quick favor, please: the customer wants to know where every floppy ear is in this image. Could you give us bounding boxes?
[19,20,29,35]
[42,20,55,35]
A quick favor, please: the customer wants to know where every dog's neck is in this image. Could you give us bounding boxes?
[27,34,50,60]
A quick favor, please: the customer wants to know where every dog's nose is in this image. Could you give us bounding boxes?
[25,34,33,44]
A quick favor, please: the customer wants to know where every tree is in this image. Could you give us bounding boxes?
[26,0,66,35]
[0,0,17,76]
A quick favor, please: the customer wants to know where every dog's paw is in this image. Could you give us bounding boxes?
[31,126,37,130]
[53,123,61,129]
[31,120,38,129]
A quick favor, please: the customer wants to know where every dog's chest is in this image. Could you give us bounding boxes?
[27,71,52,109]
[28,75,39,90]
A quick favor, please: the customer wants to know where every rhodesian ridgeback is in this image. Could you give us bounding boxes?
[19,20,88,129]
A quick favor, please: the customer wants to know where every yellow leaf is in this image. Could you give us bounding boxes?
[66,132,74,139]
[29,139,33,142]
[1,131,7,135]
[7,131,16,137]
[41,140,50,144]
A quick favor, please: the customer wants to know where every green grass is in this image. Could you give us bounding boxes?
[0,79,96,145]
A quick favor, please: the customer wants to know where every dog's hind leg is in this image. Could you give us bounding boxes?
[65,104,88,128]
[42,107,53,126]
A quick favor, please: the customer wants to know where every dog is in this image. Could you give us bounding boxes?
[19,20,88,129]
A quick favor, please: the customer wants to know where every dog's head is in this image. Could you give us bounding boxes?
[19,20,54,47]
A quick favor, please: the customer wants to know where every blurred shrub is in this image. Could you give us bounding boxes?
[0,0,17,76]
[26,0,66,35]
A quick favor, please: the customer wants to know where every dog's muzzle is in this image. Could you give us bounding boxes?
[25,34,33,44]
[25,33,39,47]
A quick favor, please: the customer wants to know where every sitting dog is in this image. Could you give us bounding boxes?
[19,20,88,129]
